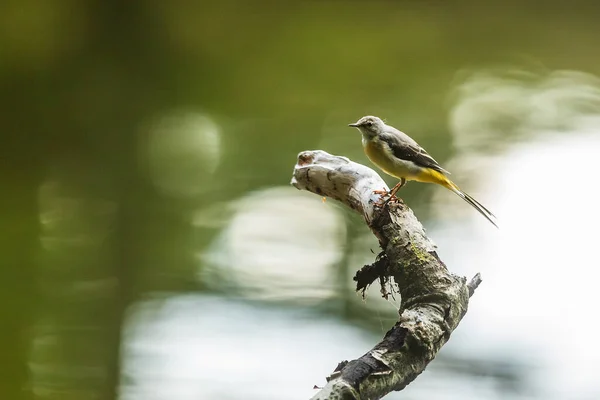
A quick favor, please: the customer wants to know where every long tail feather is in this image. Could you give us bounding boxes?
[421,169,498,228]
[445,181,498,228]
[459,191,499,228]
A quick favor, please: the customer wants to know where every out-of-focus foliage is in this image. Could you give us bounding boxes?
[2,1,600,400]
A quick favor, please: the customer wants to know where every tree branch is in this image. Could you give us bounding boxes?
[291,150,482,400]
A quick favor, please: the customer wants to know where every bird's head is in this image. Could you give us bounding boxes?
[348,116,386,138]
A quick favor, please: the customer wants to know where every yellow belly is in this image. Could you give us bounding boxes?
[363,139,417,179]
[363,139,450,187]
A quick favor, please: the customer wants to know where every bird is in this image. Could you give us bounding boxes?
[348,115,498,228]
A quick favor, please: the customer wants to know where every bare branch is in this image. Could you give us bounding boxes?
[291,150,482,400]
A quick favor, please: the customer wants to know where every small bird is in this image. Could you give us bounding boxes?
[349,115,498,228]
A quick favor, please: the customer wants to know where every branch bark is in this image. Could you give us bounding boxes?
[291,150,482,400]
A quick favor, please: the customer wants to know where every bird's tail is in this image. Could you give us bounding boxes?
[442,178,499,229]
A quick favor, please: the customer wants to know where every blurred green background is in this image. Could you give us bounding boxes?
[3,1,600,400]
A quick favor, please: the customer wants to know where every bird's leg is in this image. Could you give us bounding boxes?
[374,178,406,207]
[387,178,407,200]
[382,178,406,206]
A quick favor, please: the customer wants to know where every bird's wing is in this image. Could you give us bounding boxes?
[380,131,450,174]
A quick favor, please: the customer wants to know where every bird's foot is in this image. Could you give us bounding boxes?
[372,189,399,207]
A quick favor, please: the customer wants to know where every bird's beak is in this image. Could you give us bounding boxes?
[348,122,359,127]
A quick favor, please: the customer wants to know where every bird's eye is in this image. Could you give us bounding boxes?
[366,121,373,126]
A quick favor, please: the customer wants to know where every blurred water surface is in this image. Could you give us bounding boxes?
[2,2,600,400]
